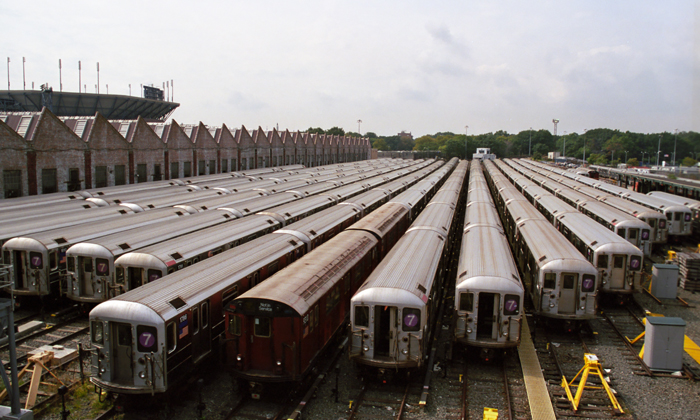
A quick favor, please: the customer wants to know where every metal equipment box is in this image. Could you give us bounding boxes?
[651,264,679,299]
[643,316,685,372]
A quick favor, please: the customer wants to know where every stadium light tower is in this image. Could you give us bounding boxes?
[552,119,559,136]
[357,119,362,135]
[465,125,469,160]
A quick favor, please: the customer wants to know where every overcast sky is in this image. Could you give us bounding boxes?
[3,1,699,137]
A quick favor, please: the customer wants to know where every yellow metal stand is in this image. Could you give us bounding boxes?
[561,354,623,414]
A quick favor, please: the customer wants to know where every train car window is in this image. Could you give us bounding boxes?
[563,274,576,289]
[309,310,315,332]
[630,256,642,271]
[617,228,626,238]
[115,267,124,284]
[504,295,520,316]
[81,257,93,273]
[459,293,474,312]
[117,323,132,347]
[229,315,241,336]
[29,252,43,269]
[326,287,340,313]
[2,250,9,265]
[675,212,682,221]
[354,306,369,328]
[314,306,319,327]
[96,258,109,276]
[91,321,104,345]
[166,322,177,353]
[137,325,158,353]
[267,261,279,277]
[49,251,57,270]
[223,286,239,309]
[629,229,638,240]
[613,256,624,269]
[544,273,556,289]
[597,255,608,269]
[254,317,271,337]
[147,270,161,283]
[344,273,351,293]
[192,307,200,334]
[582,275,596,293]
[202,302,209,328]
[402,308,421,332]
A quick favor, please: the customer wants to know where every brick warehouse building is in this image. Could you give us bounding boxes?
[0,108,371,198]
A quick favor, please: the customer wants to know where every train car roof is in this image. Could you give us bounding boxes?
[234,230,378,316]
[354,229,444,306]
[457,225,521,289]
[107,233,303,321]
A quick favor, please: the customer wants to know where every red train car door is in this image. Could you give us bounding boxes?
[250,315,273,370]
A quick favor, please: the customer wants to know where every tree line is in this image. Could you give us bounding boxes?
[309,126,700,167]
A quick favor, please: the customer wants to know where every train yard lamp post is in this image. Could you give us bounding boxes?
[357,119,362,135]
[656,134,661,166]
[641,152,647,166]
[673,129,678,166]
[611,150,615,166]
[465,125,469,159]
[624,151,628,165]
[563,131,567,157]
[529,127,532,156]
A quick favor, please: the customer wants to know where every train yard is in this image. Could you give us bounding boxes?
[2,158,700,419]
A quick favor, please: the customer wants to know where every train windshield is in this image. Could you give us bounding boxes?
[629,256,642,271]
[402,308,421,332]
[91,321,103,344]
[459,293,474,311]
[354,306,369,328]
[504,295,519,316]
[582,275,596,293]
[254,317,271,337]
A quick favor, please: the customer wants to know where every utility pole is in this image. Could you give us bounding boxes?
[657,134,661,166]
[529,127,532,156]
[22,57,25,90]
[96,62,100,94]
[673,129,678,166]
[59,59,62,92]
[79,61,81,93]
[465,125,469,159]
[6,57,10,90]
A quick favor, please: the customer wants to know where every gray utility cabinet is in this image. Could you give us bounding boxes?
[651,264,679,299]
[643,316,685,372]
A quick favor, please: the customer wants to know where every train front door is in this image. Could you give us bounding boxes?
[476,293,499,339]
[610,255,627,289]
[559,273,577,314]
[128,267,143,291]
[374,306,397,358]
[111,322,134,385]
[250,316,272,370]
[12,251,26,289]
[79,256,94,296]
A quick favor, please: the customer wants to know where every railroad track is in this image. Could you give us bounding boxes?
[532,318,634,419]
[347,372,415,420]
[462,351,524,420]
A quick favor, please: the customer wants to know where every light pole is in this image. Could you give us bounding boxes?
[641,151,647,165]
[563,131,567,159]
[673,129,678,166]
[624,150,628,165]
[611,150,615,166]
[465,125,469,160]
[357,119,362,135]
[657,134,661,166]
[529,127,532,156]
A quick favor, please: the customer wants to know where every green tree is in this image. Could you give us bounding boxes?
[307,127,325,134]
[627,158,639,167]
[682,157,697,167]
[372,138,389,151]
[440,138,466,159]
[365,132,378,138]
[326,126,345,136]
[414,136,438,151]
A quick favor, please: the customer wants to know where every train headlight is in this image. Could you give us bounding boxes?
[503,331,508,337]
[236,354,242,362]
[580,305,585,310]
[72,285,77,291]
[276,360,282,366]
[466,328,472,334]
[401,349,408,355]
[549,302,555,308]
[362,346,369,352]
[139,371,146,379]
[99,368,105,375]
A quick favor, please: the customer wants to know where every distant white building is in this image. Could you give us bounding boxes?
[548,151,561,160]
[473,147,497,160]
